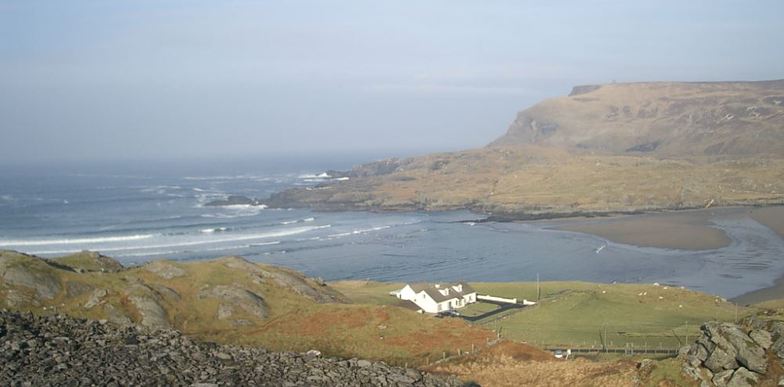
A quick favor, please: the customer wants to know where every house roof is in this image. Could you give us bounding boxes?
[408,282,476,303]
[394,299,423,312]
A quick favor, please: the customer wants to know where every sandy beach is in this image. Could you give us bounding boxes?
[554,209,734,250]
[552,206,784,304]
[750,206,784,239]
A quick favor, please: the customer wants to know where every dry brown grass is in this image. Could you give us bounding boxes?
[427,341,639,387]
[272,145,784,217]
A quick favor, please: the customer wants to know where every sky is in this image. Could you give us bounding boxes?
[1,1,783,163]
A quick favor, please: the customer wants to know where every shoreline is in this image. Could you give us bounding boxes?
[305,203,782,251]
[732,274,784,306]
[545,208,735,251]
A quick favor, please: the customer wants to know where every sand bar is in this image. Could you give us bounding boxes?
[749,206,784,239]
[554,209,732,250]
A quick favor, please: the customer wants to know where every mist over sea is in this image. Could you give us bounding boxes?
[1,155,783,299]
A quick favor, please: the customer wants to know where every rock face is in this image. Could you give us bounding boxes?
[0,310,461,386]
[683,320,784,386]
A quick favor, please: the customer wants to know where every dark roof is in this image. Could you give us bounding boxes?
[408,282,476,303]
[395,299,423,312]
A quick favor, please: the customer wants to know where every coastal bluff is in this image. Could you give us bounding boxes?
[264,80,784,219]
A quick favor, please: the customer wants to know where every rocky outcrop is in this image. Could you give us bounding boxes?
[83,288,108,309]
[197,285,269,321]
[0,252,61,300]
[54,251,124,273]
[127,284,171,329]
[219,256,349,304]
[0,310,462,386]
[682,320,784,386]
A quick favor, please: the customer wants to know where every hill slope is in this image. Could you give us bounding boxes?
[0,310,462,386]
[0,250,492,365]
[266,80,784,217]
[492,80,784,157]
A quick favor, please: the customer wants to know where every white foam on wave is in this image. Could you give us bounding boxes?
[0,234,156,247]
[327,225,391,239]
[201,227,228,233]
[223,204,268,210]
[184,175,268,181]
[28,225,330,255]
[280,217,316,225]
[299,172,332,179]
[200,204,267,219]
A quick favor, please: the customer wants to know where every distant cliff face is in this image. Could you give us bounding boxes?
[265,80,784,217]
[491,80,784,157]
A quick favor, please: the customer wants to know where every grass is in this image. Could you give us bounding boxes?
[335,280,752,351]
[0,252,493,366]
[273,144,784,216]
[458,301,500,317]
[330,280,403,305]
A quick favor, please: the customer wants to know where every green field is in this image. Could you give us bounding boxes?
[333,280,751,351]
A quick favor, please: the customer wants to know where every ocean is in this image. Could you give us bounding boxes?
[1,155,783,299]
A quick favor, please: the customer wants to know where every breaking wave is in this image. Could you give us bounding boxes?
[0,234,156,247]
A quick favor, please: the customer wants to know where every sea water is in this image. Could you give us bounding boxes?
[1,156,783,299]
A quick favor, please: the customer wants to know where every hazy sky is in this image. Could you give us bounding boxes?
[1,1,783,163]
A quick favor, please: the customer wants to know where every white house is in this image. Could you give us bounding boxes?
[391,282,477,314]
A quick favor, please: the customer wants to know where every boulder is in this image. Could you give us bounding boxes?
[772,336,784,359]
[718,324,767,374]
[704,346,738,373]
[688,343,709,366]
[84,288,108,309]
[726,367,758,387]
[749,329,772,349]
[712,369,734,387]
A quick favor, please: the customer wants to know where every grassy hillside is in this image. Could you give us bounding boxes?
[268,145,784,217]
[493,80,784,157]
[0,250,492,366]
[334,280,751,351]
